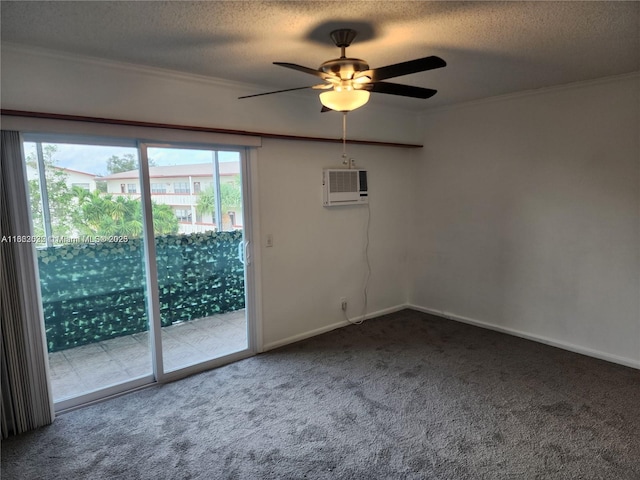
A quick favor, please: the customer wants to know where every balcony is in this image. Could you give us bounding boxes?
[37,230,247,402]
[149,193,198,206]
[47,310,247,401]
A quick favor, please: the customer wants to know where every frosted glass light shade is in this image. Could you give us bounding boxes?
[319,90,370,112]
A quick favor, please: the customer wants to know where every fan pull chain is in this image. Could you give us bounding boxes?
[342,112,348,167]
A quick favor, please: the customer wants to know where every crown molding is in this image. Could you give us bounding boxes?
[420,70,640,117]
[1,42,276,94]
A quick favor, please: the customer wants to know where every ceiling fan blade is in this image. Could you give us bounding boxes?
[365,82,437,99]
[273,62,335,80]
[360,56,446,82]
[321,106,333,113]
[238,85,317,99]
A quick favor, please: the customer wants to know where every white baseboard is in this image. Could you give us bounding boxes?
[262,304,407,352]
[408,304,640,370]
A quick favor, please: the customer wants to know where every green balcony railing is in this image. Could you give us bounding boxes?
[37,230,245,353]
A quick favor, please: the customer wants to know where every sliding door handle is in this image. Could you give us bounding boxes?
[244,241,251,266]
[238,240,245,265]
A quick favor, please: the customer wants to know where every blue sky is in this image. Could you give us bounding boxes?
[24,143,239,176]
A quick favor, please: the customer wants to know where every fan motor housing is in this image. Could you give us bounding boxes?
[320,58,369,79]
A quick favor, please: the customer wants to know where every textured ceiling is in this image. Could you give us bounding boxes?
[1,1,639,111]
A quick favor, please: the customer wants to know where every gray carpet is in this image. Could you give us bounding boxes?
[2,309,639,479]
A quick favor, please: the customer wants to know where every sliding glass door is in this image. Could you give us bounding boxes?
[23,139,153,403]
[142,145,248,373]
[23,135,252,408]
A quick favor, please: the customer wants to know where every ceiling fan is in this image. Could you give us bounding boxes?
[238,28,446,112]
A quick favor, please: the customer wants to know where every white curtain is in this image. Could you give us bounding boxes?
[1,130,54,438]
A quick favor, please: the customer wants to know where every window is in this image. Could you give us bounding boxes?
[127,183,137,193]
[120,183,126,193]
[72,183,90,190]
[175,208,191,222]
[151,183,167,194]
[174,182,190,194]
[193,181,201,194]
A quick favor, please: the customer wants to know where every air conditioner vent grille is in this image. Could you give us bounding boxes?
[329,170,358,193]
[323,168,368,207]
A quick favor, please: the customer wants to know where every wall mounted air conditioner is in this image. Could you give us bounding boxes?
[323,169,368,207]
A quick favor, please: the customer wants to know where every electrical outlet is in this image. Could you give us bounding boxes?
[340,297,348,311]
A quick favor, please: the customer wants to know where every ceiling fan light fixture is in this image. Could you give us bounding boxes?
[319,89,370,112]
[240,29,446,106]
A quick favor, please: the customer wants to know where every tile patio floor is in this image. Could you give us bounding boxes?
[47,310,247,401]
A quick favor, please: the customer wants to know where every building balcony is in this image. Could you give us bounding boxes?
[112,192,199,206]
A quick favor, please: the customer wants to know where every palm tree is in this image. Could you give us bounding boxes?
[72,190,178,238]
[130,201,179,236]
[76,190,113,235]
[196,177,242,230]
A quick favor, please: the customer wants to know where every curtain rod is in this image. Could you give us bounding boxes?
[0,110,423,149]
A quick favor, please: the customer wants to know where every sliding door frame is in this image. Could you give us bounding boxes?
[138,140,257,385]
[138,143,165,382]
[21,132,257,411]
[22,133,156,412]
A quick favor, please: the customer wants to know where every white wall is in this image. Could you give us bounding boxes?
[410,74,640,366]
[1,45,417,349]
[258,139,415,347]
[64,170,97,191]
